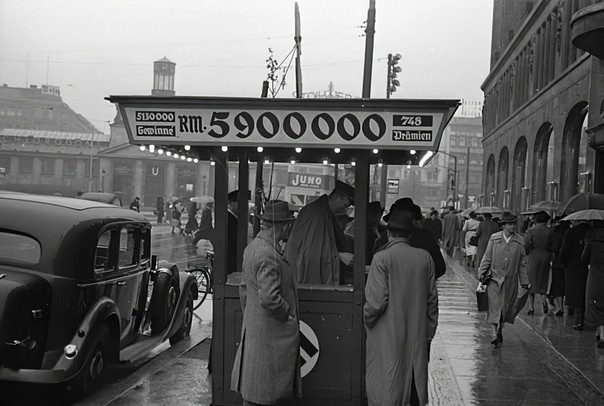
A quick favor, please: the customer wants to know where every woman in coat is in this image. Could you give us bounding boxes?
[478,212,529,346]
[462,211,480,269]
[231,201,302,405]
[581,221,604,348]
[364,209,438,406]
[524,211,553,314]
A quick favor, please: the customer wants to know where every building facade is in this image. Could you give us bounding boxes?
[482,0,604,214]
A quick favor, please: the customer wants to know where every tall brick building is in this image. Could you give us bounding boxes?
[482,0,604,213]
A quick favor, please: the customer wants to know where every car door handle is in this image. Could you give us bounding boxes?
[115,281,127,286]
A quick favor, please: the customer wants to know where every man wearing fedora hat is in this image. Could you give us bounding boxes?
[365,209,438,406]
[478,211,529,347]
[284,180,355,285]
[231,200,302,405]
[383,198,446,279]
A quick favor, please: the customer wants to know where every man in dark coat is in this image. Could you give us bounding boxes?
[560,220,591,329]
[383,198,446,280]
[129,196,140,212]
[231,200,302,405]
[227,190,249,274]
[475,213,500,270]
[284,180,355,284]
[442,207,458,257]
[423,210,442,245]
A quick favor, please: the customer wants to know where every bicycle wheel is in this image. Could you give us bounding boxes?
[189,268,210,310]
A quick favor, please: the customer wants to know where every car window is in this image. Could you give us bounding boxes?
[118,227,136,268]
[95,230,112,272]
[0,232,41,264]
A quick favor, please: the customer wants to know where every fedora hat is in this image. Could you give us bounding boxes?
[334,180,355,204]
[383,197,422,221]
[498,211,518,224]
[387,209,415,231]
[258,200,296,222]
[368,201,384,214]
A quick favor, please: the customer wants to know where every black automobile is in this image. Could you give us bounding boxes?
[0,192,197,398]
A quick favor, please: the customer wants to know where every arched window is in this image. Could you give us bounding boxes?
[497,148,509,207]
[485,154,495,204]
[511,137,528,212]
[532,123,553,202]
[561,102,589,199]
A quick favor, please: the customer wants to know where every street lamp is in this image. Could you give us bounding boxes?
[436,151,458,209]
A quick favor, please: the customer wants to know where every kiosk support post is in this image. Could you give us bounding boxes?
[212,148,229,403]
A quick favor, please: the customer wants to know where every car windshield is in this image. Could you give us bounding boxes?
[0,232,41,264]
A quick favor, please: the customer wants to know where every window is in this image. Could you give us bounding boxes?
[19,157,33,173]
[0,232,41,264]
[95,230,112,272]
[41,158,54,175]
[63,159,77,174]
[118,228,137,268]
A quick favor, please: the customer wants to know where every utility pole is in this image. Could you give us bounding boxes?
[465,147,470,208]
[88,130,94,192]
[361,0,375,99]
[294,2,303,99]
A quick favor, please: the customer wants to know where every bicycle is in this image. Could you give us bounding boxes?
[187,250,214,310]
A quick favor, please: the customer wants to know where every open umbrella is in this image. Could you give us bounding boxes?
[191,196,214,205]
[521,200,560,215]
[475,206,504,216]
[561,209,604,222]
[461,208,474,218]
[557,192,604,216]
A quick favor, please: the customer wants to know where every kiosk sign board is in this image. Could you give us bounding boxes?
[108,96,459,151]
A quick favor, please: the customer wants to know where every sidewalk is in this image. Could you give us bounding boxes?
[431,251,604,405]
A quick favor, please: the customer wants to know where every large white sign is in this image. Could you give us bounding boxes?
[109,97,459,151]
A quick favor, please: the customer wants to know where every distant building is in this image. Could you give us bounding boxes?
[0,58,209,207]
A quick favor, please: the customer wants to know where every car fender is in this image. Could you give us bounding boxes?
[165,271,198,339]
[52,297,119,381]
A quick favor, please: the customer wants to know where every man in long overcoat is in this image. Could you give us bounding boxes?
[364,210,439,406]
[284,180,355,284]
[442,207,459,257]
[478,212,529,346]
[475,213,500,271]
[231,201,302,405]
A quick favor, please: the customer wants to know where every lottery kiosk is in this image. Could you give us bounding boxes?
[108,96,458,405]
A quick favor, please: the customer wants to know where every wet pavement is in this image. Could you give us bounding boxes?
[92,235,604,405]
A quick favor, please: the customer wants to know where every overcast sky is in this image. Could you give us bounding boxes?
[0,0,493,133]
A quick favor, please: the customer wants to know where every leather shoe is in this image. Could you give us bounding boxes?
[554,310,563,317]
[527,309,535,315]
[573,323,583,331]
[490,337,499,345]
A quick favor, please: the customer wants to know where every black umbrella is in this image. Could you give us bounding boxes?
[557,192,604,216]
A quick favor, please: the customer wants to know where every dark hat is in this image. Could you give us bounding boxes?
[498,211,518,224]
[334,180,355,204]
[534,210,551,223]
[258,200,296,222]
[387,209,415,231]
[368,201,384,214]
[383,197,422,221]
[227,190,251,202]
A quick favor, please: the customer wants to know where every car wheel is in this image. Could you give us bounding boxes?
[151,272,177,334]
[69,325,112,398]
[169,287,194,345]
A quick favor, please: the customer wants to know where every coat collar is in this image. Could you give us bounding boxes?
[256,229,284,255]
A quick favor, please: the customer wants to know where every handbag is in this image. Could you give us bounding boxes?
[469,234,479,246]
[476,283,488,311]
